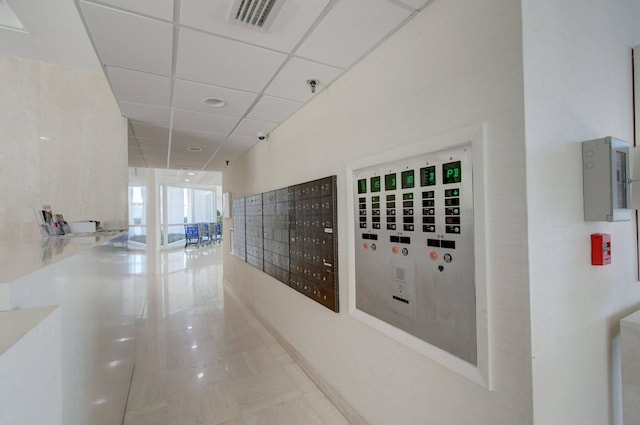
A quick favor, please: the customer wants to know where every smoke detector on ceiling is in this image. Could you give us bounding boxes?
[228,0,284,30]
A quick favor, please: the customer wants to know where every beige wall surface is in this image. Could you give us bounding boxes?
[522,0,640,424]
[223,0,533,424]
[0,56,127,241]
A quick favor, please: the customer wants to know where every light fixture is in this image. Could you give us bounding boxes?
[39,136,51,141]
[188,172,195,176]
[187,147,202,152]
[203,98,226,108]
[185,179,191,182]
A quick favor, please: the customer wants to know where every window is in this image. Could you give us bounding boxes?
[128,186,147,245]
[162,186,216,247]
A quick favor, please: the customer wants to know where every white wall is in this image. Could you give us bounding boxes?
[522,1,640,424]
[0,56,127,241]
[223,0,533,423]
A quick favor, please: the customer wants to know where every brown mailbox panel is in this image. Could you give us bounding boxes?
[231,176,338,312]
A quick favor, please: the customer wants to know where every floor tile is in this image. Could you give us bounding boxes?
[228,368,301,412]
[241,396,324,425]
[123,244,350,425]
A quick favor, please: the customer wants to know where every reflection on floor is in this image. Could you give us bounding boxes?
[124,244,350,425]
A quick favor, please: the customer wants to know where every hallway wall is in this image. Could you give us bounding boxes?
[0,56,127,241]
[223,0,532,423]
[522,1,640,424]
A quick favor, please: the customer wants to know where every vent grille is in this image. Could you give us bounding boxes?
[230,0,279,28]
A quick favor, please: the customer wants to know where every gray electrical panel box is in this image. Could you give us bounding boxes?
[353,144,477,365]
[582,137,631,222]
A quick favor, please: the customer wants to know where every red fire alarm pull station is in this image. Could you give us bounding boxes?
[591,233,611,266]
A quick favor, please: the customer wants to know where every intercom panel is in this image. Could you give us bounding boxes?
[353,144,477,365]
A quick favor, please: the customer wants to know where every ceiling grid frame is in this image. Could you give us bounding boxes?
[69,0,433,172]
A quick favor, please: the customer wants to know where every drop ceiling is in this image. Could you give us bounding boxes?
[1,0,432,172]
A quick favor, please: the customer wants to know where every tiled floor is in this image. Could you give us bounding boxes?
[123,244,350,425]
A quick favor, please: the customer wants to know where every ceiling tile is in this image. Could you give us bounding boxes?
[128,157,147,168]
[81,0,174,21]
[175,28,288,92]
[247,95,303,123]
[171,128,226,150]
[296,0,412,69]
[153,169,221,185]
[129,121,170,139]
[169,161,208,171]
[120,102,171,126]
[232,119,278,138]
[106,66,171,106]
[207,135,258,169]
[264,57,343,102]
[173,80,259,117]
[172,109,240,134]
[0,0,101,72]
[170,149,216,165]
[79,1,173,75]
[169,153,214,167]
[180,0,330,53]
[139,157,167,168]
[130,121,169,167]
[394,0,432,10]
[227,135,259,150]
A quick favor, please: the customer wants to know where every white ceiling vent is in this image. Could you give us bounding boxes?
[229,0,283,29]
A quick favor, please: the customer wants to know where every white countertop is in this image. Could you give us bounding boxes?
[622,308,640,326]
[0,231,141,424]
[0,305,58,355]
[0,231,125,284]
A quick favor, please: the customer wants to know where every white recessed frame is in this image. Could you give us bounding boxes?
[346,124,491,389]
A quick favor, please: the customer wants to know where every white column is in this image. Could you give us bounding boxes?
[145,169,160,257]
[622,309,640,425]
[162,184,168,248]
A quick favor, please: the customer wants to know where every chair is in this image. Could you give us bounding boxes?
[200,223,210,244]
[184,224,199,248]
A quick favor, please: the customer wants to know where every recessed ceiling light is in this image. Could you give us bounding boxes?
[203,98,226,108]
[185,179,191,182]
[188,172,195,176]
[39,136,51,141]
[187,147,202,152]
